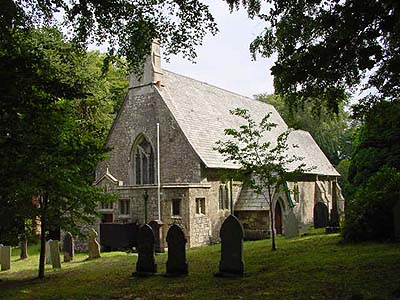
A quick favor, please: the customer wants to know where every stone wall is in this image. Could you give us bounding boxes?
[96,85,202,186]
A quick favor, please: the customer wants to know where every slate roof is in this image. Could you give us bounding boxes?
[156,70,340,177]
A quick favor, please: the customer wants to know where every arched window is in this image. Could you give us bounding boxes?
[132,135,155,185]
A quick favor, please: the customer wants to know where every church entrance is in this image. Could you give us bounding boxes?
[275,201,283,235]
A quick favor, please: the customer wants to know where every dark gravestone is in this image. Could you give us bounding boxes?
[149,220,164,253]
[215,215,244,277]
[166,224,188,277]
[394,200,400,241]
[133,224,157,276]
[313,202,329,228]
[63,232,74,262]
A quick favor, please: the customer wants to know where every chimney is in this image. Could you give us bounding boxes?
[129,40,163,88]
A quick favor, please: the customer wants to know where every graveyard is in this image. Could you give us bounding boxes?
[0,229,399,300]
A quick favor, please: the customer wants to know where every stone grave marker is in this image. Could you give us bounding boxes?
[215,214,244,277]
[49,240,61,269]
[394,200,400,241]
[1,245,11,271]
[284,210,299,238]
[133,224,157,276]
[63,232,74,262]
[0,244,3,268]
[149,220,164,253]
[46,239,52,264]
[313,202,329,228]
[166,224,188,277]
[88,228,101,259]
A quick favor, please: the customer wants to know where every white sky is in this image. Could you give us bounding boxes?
[161,2,275,98]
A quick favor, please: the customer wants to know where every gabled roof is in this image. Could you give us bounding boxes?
[156,70,339,177]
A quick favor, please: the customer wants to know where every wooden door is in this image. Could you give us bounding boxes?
[275,202,283,235]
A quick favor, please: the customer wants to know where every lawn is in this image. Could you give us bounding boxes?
[1,230,399,300]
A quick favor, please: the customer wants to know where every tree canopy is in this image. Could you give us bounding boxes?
[226,0,400,113]
[1,0,218,74]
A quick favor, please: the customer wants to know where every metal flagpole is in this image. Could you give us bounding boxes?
[157,123,161,220]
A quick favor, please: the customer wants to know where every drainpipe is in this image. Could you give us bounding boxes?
[157,122,161,221]
[230,178,234,215]
[144,190,148,224]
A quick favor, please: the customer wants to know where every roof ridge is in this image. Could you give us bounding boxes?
[162,68,275,108]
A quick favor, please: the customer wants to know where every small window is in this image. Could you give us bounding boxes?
[196,198,206,214]
[172,198,181,216]
[293,183,300,203]
[100,201,113,210]
[119,199,130,215]
[219,184,230,210]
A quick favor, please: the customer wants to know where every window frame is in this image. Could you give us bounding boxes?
[119,199,130,215]
[172,198,181,217]
[195,197,206,215]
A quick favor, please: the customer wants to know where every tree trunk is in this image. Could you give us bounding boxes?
[38,194,47,279]
[20,239,28,259]
[270,202,276,251]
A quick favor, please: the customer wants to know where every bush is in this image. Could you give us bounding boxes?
[343,166,400,242]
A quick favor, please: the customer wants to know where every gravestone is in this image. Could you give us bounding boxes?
[49,240,61,269]
[133,224,157,276]
[63,232,74,262]
[149,220,164,253]
[166,224,188,276]
[284,210,299,238]
[46,239,52,264]
[313,202,329,228]
[215,215,244,277]
[1,245,11,271]
[0,244,3,268]
[88,228,101,259]
[394,200,400,241]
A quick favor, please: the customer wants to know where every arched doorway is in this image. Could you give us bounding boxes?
[275,201,283,235]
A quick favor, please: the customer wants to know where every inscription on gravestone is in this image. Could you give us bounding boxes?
[88,228,101,259]
[215,215,244,277]
[134,224,157,276]
[63,232,74,262]
[46,240,52,264]
[1,245,11,271]
[49,240,61,269]
[166,224,188,276]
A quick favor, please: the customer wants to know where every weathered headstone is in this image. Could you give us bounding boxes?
[49,240,61,269]
[215,215,244,277]
[1,245,11,271]
[166,224,188,277]
[313,202,329,228]
[149,220,164,253]
[0,244,4,268]
[46,239,52,264]
[133,224,157,276]
[88,228,101,259]
[284,210,299,238]
[393,200,400,241]
[63,232,74,262]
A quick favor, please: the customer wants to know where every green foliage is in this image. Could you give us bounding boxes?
[1,0,218,74]
[259,94,355,165]
[349,101,400,187]
[343,166,400,242]
[215,108,308,250]
[226,0,400,113]
[0,27,117,275]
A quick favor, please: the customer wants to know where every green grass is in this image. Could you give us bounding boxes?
[1,230,399,300]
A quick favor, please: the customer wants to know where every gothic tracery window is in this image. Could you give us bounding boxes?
[132,135,155,185]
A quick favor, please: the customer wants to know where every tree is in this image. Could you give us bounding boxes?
[0,27,115,278]
[258,94,355,165]
[215,108,307,250]
[1,0,218,73]
[225,0,399,114]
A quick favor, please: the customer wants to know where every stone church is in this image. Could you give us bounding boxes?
[95,42,344,248]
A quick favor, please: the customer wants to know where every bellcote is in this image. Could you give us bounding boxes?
[129,41,163,88]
